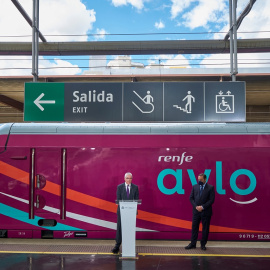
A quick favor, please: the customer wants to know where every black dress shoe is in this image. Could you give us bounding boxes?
[185,243,196,250]
[201,246,206,250]
[111,246,120,254]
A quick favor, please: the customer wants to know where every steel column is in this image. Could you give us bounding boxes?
[233,0,238,80]
[32,0,39,82]
[61,149,67,220]
[29,148,35,219]
[229,0,238,81]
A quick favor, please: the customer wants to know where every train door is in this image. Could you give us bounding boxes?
[31,148,66,227]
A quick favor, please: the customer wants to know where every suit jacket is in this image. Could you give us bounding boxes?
[190,183,215,216]
[116,183,139,214]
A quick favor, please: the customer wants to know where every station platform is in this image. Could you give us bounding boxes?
[0,239,270,257]
[0,239,270,270]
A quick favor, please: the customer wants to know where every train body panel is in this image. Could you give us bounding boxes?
[0,123,270,240]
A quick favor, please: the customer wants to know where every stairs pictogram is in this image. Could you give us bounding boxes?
[173,105,189,113]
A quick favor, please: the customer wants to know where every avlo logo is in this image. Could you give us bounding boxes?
[157,161,257,204]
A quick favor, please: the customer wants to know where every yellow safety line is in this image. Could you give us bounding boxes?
[138,253,270,258]
[0,251,270,257]
[0,251,113,255]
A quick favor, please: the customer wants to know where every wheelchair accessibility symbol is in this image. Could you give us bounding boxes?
[216,91,234,113]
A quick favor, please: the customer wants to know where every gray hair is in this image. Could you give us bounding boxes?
[124,172,133,178]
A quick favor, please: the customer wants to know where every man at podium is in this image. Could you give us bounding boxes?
[111,172,139,254]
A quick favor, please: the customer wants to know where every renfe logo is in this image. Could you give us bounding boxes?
[157,161,257,204]
[158,152,193,165]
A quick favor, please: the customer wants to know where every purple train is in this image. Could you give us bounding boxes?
[0,122,270,241]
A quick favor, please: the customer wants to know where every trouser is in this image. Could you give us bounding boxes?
[191,213,212,246]
[115,213,122,248]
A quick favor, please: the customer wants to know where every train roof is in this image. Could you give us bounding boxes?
[0,122,270,135]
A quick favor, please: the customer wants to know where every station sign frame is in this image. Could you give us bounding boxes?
[24,82,246,122]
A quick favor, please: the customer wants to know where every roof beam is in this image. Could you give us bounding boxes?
[11,0,47,42]
[0,94,23,111]
[0,39,269,56]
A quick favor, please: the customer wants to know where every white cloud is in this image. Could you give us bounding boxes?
[200,54,230,69]
[213,0,270,39]
[155,20,165,29]
[147,54,191,68]
[237,0,251,17]
[111,0,127,7]
[94,28,109,40]
[111,0,147,10]
[0,56,81,76]
[171,0,270,39]
[209,1,270,70]
[200,53,270,69]
[171,0,270,44]
[182,0,227,29]
[41,59,81,75]
[170,0,196,19]
[236,0,270,39]
[0,0,94,75]
[0,0,96,42]
[164,54,191,68]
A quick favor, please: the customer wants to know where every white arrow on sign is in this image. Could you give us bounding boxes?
[34,93,56,111]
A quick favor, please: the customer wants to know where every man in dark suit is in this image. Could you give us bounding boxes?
[185,173,215,251]
[111,172,139,254]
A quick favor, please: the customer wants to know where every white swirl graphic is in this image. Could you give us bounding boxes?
[229,197,258,204]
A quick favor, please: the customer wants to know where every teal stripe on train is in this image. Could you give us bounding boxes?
[0,203,82,231]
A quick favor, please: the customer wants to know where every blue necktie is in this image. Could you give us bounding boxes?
[127,185,130,199]
[200,185,203,197]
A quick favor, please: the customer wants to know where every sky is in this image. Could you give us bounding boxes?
[0,0,269,76]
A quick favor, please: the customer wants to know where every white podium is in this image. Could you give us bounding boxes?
[117,200,141,259]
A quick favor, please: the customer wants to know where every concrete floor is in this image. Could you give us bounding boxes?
[0,239,269,270]
[1,238,270,248]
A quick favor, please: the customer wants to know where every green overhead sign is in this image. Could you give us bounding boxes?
[24,83,65,121]
[24,82,246,122]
